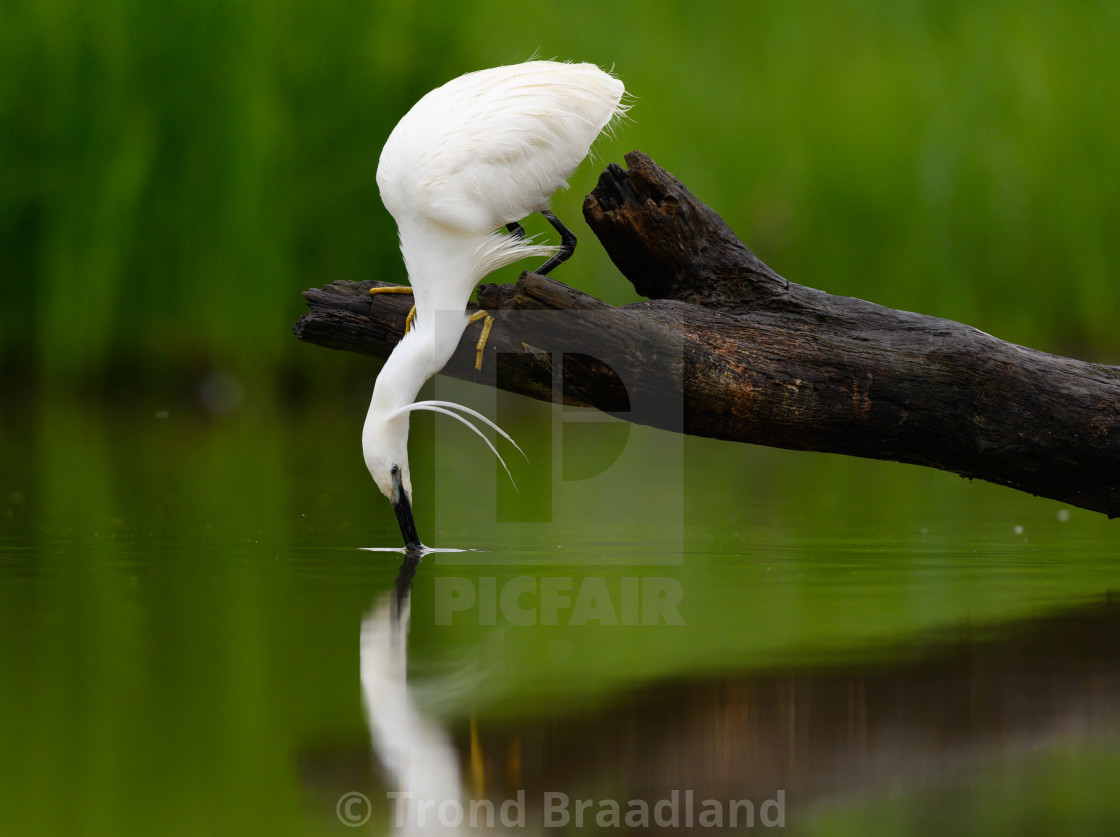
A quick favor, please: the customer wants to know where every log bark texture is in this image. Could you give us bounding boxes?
[294,151,1120,517]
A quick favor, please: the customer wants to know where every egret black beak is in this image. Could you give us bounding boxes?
[390,465,422,550]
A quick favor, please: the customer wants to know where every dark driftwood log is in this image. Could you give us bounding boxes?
[294,151,1120,517]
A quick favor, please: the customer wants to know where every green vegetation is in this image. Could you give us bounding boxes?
[3,0,1119,395]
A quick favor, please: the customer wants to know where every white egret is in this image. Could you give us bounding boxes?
[363,60,627,548]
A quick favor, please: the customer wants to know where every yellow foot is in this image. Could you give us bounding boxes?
[470,714,486,798]
[468,309,494,371]
[369,286,416,333]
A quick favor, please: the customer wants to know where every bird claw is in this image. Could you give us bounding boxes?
[468,309,494,371]
[369,286,417,333]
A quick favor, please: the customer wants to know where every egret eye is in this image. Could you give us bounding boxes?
[390,464,400,477]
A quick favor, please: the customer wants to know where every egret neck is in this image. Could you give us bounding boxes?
[362,224,509,550]
[362,327,443,550]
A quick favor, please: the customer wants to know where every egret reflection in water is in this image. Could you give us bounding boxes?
[360,555,466,834]
[351,560,1120,834]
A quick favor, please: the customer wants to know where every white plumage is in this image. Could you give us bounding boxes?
[363,60,626,548]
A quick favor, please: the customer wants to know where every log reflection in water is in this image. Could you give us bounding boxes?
[466,598,1120,826]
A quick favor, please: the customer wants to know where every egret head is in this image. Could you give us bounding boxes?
[363,412,421,550]
[363,393,529,551]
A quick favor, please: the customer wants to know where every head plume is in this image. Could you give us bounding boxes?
[388,400,527,489]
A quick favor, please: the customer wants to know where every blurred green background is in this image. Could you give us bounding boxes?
[3,0,1119,401]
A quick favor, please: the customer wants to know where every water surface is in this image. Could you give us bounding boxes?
[1,395,1118,835]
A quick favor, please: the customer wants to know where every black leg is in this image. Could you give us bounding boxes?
[506,221,525,240]
[535,209,577,275]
